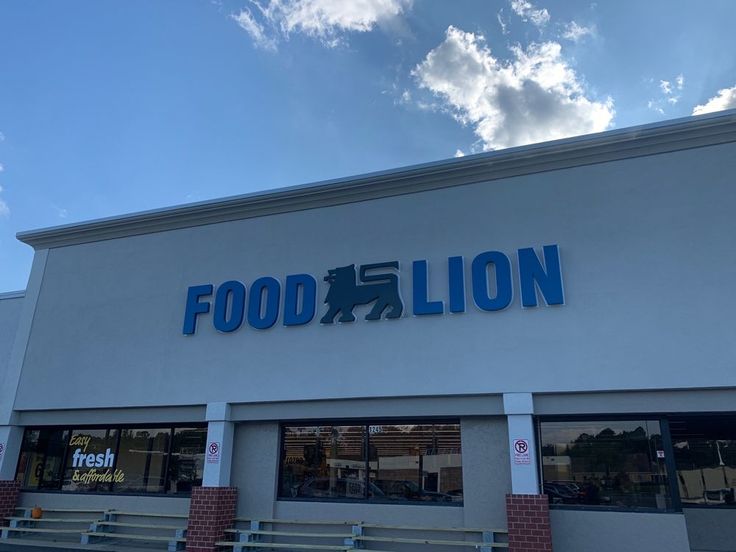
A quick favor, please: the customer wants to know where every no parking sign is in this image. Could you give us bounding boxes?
[513,438,530,465]
[207,441,221,464]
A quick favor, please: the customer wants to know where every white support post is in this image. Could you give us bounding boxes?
[202,402,234,488]
[503,392,540,495]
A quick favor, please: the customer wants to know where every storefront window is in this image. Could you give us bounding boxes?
[114,428,170,493]
[279,421,462,505]
[671,416,736,506]
[369,424,461,503]
[167,427,207,493]
[62,429,119,492]
[15,425,204,495]
[15,429,71,490]
[539,420,670,509]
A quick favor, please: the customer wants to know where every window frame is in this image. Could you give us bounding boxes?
[15,423,207,497]
[277,417,464,507]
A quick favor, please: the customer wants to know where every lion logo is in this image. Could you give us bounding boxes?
[320,262,403,323]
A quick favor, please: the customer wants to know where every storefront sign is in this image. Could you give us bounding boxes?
[68,432,124,485]
[183,244,564,334]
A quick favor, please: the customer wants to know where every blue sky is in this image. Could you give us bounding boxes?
[1,0,735,291]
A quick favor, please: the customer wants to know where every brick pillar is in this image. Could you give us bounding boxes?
[186,486,237,552]
[506,494,553,552]
[0,480,20,526]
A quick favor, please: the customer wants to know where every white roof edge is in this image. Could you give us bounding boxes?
[0,290,26,300]
[16,110,736,250]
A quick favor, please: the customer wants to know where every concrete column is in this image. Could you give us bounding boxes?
[189,402,237,551]
[503,393,553,552]
[202,402,234,488]
[503,393,539,494]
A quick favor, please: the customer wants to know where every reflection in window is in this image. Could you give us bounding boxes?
[279,422,462,504]
[671,416,736,506]
[539,420,670,509]
[113,428,171,493]
[369,424,461,503]
[168,427,206,493]
[280,426,367,500]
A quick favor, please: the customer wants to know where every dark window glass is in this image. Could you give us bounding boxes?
[15,428,69,491]
[369,424,462,503]
[62,429,119,492]
[279,422,462,505]
[167,427,206,493]
[34,429,70,491]
[114,428,171,493]
[15,429,42,489]
[671,416,736,506]
[540,420,670,509]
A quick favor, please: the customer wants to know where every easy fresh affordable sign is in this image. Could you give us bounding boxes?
[182,244,564,335]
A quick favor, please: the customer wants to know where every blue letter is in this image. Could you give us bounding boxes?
[412,260,444,315]
[283,274,317,326]
[448,256,466,313]
[248,277,281,329]
[182,284,213,335]
[518,245,564,307]
[472,252,512,311]
[213,281,246,333]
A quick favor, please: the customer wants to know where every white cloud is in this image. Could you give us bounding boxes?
[412,26,614,151]
[647,100,663,115]
[0,185,8,217]
[232,9,278,51]
[510,0,550,28]
[454,149,465,157]
[0,131,5,142]
[0,163,4,172]
[233,0,412,49]
[562,21,594,42]
[648,73,684,114]
[496,10,509,35]
[693,85,736,115]
[52,204,68,219]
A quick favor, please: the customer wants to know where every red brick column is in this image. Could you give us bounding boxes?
[0,480,20,526]
[186,486,237,552]
[506,494,553,552]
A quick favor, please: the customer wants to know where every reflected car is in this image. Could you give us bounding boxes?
[373,479,453,502]
[291,477,385,499]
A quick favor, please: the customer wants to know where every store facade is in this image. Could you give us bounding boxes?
[1,111,736,551]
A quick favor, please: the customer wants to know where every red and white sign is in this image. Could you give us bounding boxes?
[207,441,221,464]
[513,438,530,465]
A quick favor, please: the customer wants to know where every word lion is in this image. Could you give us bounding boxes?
[320,262,403,323]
